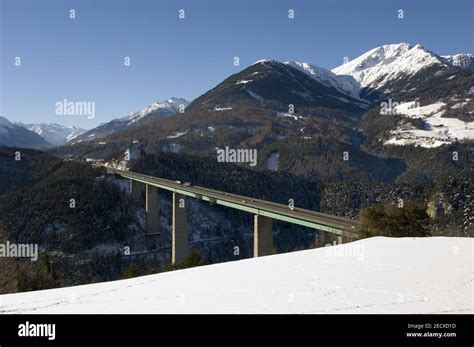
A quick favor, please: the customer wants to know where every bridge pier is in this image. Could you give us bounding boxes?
[130,180,144,205]
[320,232,344,246]
[254,215,273,257]
[145,185,160,236]
[172,193,189,264]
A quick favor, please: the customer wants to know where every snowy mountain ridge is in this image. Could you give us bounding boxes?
[283,43,470,104]
[16,122,86,146]
[124,97,189,125]
[71,97,190,144]
[0,116,51,148]
[441,53,473,70]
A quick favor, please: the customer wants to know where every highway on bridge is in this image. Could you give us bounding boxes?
[109,168,359,238]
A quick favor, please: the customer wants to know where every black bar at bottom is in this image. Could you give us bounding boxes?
[0,314,471,346]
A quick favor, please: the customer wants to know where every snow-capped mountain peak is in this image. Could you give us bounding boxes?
[252,59,271,65]
[332,43,445,89]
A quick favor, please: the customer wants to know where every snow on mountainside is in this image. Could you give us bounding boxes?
[0,237,471,314]
[332,43,446,90]
[71,97,189,144]
[0,116,50,148]
[384,101,474,148]
[285,61,364,102]
[16,122,86,146]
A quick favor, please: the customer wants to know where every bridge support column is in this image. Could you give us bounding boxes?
[130,180,144,205]
[318,231,326,247]
[172,193,188,264]
[254,215,273,257]
[146,185,160,236]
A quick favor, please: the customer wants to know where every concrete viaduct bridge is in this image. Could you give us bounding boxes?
[108,168,359,264]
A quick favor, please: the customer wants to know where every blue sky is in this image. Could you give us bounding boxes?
[1,0,472,129]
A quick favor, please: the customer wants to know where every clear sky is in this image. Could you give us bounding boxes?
[1,0,472,129]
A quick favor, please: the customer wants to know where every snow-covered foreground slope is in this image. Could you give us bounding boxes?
[0,237,472,314]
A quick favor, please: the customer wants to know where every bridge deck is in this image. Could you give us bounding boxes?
[109,168,359,237]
